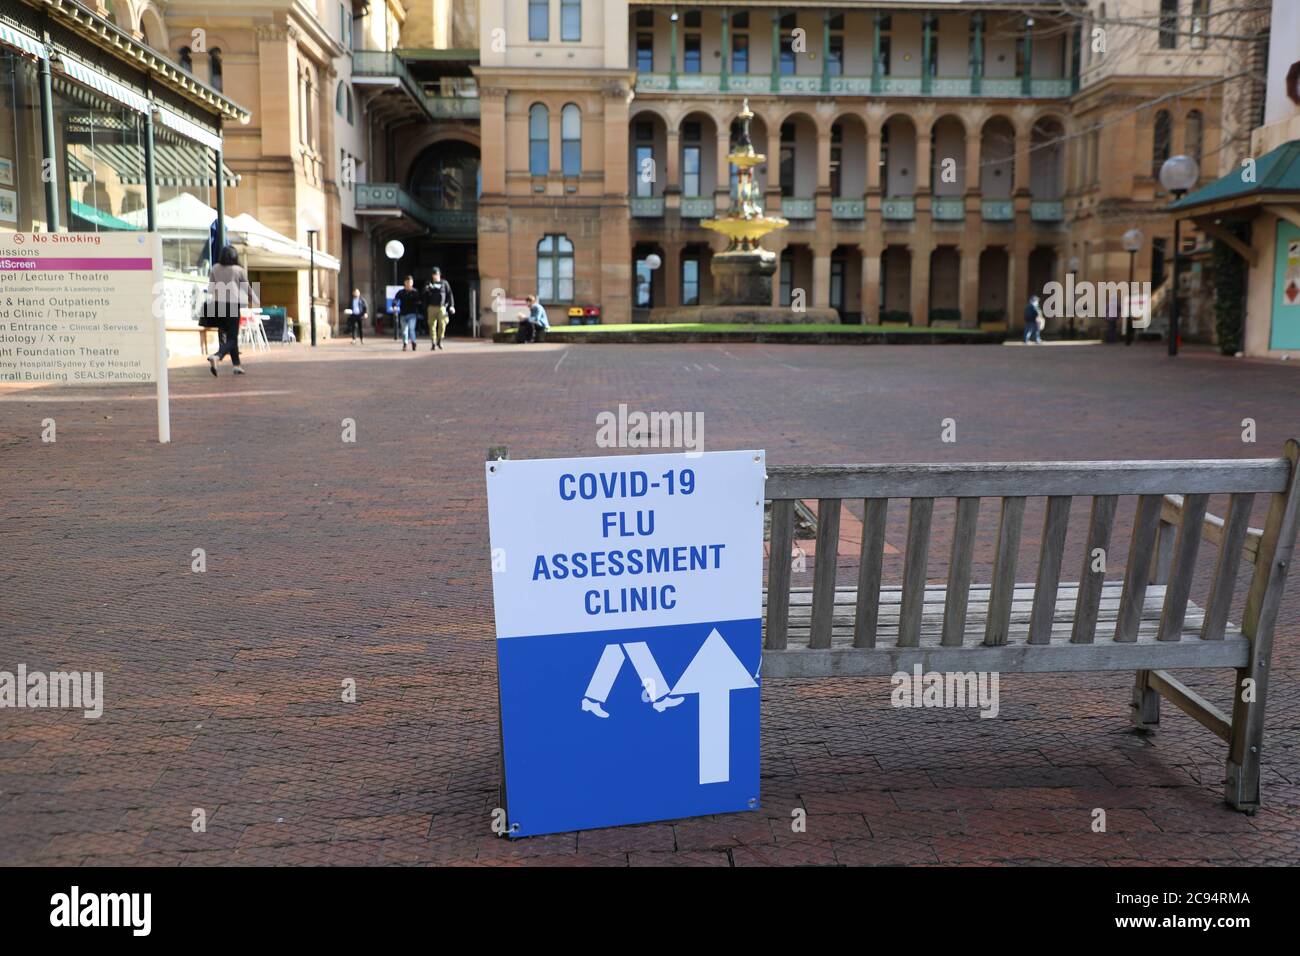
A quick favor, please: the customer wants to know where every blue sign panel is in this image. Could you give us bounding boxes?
[486,450,765,838]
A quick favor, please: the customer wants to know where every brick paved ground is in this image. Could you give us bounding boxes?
[2,339,1299,866]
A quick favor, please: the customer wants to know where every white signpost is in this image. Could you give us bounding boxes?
[0,232,168,442]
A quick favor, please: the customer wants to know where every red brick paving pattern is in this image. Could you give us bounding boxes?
[2,340,1299,865]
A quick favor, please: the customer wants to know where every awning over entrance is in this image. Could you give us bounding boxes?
[1167,140,1300,269]
[119,191,217,237]
[69,198,136,230]
[226,213,342,272]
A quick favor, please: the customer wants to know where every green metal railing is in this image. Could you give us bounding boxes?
[355,183,476,235]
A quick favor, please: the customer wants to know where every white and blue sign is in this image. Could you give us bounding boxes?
[486,450,765,837]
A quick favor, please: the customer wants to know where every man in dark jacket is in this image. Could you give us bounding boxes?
[393,276,423,352]
[346,288,367,344]
[422,267,455,351]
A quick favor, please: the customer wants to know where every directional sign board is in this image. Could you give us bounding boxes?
[486,450,764,837]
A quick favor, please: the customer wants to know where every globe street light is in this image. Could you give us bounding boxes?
[1122,228,1143,346]
[1159,155,1199,357]
[385,239,405,340]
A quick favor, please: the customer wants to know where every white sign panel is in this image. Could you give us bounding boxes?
[485,449,765,837]
[0,231,169,441]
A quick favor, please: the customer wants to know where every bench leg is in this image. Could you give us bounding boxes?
[1225,665,1268,815]
[1130,669,1160,733]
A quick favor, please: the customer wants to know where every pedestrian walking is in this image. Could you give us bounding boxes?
[422,267,455,350]
[1023,294,1044,345]
[515,294,550,344]
[205,245,258,376]
[393,276,423,353]
[345,288,368,344]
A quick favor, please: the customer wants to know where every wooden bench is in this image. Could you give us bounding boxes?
[761,441,1300,813]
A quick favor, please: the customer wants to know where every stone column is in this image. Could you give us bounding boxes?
[663,243,682,308]
[715,122,731,211]
[861,243,879,322]
[911,245,930,326]
[816,123,832,193]
[665,125,681,197]
[812,246,832,308]
[960,243,980,327]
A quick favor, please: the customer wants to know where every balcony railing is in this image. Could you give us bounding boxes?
[780,197,815,220]
[932,198,966,221]
[981,200,1014,221]
[352,51,479,122]
[1031,200,1065,222]
[882,198,915,221]
[631,196,665,217]
[831,199,864,220]
[355,183,476,236]
[427,96,480,119]
[680,196,716,218]
[635,73,1071,99]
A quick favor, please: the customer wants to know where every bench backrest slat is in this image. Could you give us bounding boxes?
[1071,495,1118,644]
[765,498,794,650]
[809,498,842,649]
[983,496,1026,647]
[853,498,889,648]
[765,459,1290,500]
[1029,496,1072,644]
[1157,493,1210,642]
[898,498,935,648]
[760,448,1295,655]
[1200,493,1255,641]
[941,497,981,647]
[1115,494,1165,643]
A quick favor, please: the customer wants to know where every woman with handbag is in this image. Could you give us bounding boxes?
[205,245,259,376]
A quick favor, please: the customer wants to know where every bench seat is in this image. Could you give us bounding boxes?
[761,582,1249,677]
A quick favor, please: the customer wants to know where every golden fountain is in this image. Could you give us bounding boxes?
[700,99,788,307]
[651,100,838,323]
[702,98,788,254]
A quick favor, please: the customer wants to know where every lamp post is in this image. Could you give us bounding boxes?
[1067,255,1080,339]
[306,229,318,347]
[1122,228,1143,345]
[385,240,405,340]
[1159,155,1199,357]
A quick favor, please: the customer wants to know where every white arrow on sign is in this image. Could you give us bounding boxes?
[670,628,758,785]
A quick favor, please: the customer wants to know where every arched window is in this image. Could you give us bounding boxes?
[1152,109,1171,179]
[336,81,354,124]
[529,104,549,176]
[209,48,223,93]
[336,81,346,115]
[561,104,581,176]
[1186,109,1203,166]
[346,87,354,124]
[537,234,574,302]
[179,46,193,73]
